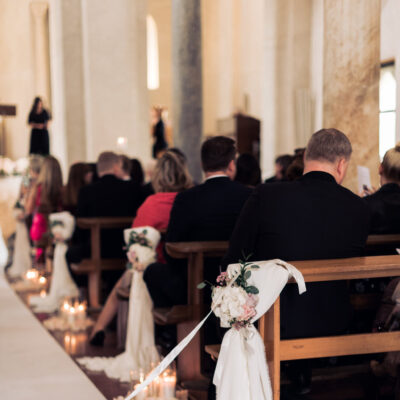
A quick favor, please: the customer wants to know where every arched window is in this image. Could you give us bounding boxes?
[379,61,396,159]
[147,15,159,90]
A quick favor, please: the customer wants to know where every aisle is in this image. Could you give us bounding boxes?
[0,272,106,400]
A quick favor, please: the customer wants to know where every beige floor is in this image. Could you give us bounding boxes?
[0,272,106,400]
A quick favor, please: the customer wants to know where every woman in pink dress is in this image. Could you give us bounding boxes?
[25,156,63,263]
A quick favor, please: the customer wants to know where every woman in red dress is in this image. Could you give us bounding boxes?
[90,150,192,345]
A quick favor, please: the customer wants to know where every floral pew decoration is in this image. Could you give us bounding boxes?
[7,199,32,278]
[125,258,306,400]
[30,211,79,312]
[78,226,161,382]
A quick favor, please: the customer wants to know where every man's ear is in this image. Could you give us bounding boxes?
[226,159,236,179]
[336,157,349,183]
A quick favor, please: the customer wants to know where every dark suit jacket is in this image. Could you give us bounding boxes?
[144,177,252,307]
[67,174,142,262]
[166,176,252,243]
[364,183,400,234]
[224,171,370,338]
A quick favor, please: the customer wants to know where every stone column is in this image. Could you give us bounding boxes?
[323,0,380,192]
[81,0,149,163]
[172,0,203,183]
[30,2,51,106]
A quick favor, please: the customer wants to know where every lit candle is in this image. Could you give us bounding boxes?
[61,301,70,321]
[40,290,46,298]
[68,307,76,325]
[38,276,47,285]
[25,269,39,281]
[160,373,176,399]
[133,384,148,400]
[77,303,86,321]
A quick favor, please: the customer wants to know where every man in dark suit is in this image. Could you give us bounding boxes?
[144,136,252,307]
[67,151,142,287]
[364,145,400,235]
[224,129,370,339]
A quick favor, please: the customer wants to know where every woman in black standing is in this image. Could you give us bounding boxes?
[151,106,168,159]
[28,97,51,155]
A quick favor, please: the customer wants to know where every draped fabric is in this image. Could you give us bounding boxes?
[0,226,8,272]
[213,259,306,400]
[78,227,160,382]
[7,222,31,277]
[30,212,79,312]
[125,259,306,400]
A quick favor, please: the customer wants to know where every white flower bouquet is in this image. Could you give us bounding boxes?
[124,228,158,272]
[30,211,79,312]
[199,257,260,330]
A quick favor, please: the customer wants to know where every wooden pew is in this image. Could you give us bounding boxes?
[71,217,133,307]
[152,241,229,383]
[206,255,400,399]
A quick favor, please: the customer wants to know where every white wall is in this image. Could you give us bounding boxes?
[0,0,36,159]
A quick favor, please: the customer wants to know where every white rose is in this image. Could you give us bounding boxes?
[52,225,65,240]
[227,263,241,280]
[127,244,156,271]
[212,285,248,328]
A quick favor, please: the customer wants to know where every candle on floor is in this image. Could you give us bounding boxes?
[25,269,39,281]
[38,276,47,285]
[68,306,76,325]
[61,300,70,321]
[133,384,148,400]
[160,372,176,398]
[76,302,86,321]
[40,289,46,298]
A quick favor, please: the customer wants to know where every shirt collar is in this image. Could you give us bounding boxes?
[205,174,229,181]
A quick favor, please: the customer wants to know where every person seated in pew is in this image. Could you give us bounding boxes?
[63,162,93,215]
[223,128,370,395]
[66,151,143,293]
[364,145,400,235]
[89,150,193,345]
[144,136,252,308]
[234,153,261,188]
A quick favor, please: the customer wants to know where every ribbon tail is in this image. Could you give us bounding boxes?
[125,310,213,400]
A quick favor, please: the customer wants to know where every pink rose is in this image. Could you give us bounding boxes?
[238,304,256,322]
[246,294,258,308]
[216,271,228,285]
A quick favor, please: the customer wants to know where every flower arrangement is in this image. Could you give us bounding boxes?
[125,229,156,272]
[198,256,260,330]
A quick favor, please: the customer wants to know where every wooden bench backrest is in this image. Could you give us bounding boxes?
[76,217,133,265]
[165,241,229,305]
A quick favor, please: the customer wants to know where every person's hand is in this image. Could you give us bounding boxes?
[360,185,377,197]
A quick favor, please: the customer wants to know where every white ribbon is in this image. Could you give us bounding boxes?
[125,259,306,400]
[7,221,31,277]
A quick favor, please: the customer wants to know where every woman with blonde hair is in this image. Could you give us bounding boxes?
[25,156,63,262]
[89,149,192,345]
[364,145,400,234]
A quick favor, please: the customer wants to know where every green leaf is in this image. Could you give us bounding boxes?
[251,264,260,269]
[197,282,207,289]
[244,270,251,279]
[245,286,259,294]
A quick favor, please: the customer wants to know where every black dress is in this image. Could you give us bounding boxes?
[152,119,167,158]
[28,109,50,155]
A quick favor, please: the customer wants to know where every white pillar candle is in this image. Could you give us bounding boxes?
[160,375,176,398]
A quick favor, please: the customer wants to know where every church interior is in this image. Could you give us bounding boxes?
[1,0,400,399]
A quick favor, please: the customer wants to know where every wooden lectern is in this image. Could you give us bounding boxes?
[0,105,17,156]
[217,113,260,161]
